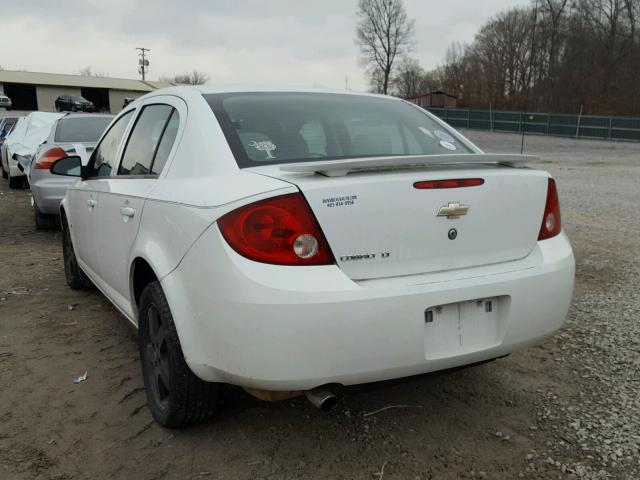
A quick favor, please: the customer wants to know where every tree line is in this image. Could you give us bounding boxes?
[357,0,640,116]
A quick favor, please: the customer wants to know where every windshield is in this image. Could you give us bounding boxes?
[70,96,87,102]
[205,92,472,168]
[55,116,113,143]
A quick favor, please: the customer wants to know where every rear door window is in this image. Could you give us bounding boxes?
[118,104,174,176]
[150,110,179,175]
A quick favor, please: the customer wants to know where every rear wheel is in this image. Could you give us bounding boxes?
[139,281,221,428]
[62,216,92,289]
[34,203,58,230]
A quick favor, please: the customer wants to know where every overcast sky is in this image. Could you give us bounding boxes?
[0,0,528,91]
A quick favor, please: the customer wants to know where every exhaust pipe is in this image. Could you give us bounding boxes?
[304,387,337,412]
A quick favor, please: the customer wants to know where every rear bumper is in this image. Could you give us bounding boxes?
[161,226,575,391]
[30,174,76,215]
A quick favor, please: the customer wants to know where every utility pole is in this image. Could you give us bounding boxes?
[136,47,150,81]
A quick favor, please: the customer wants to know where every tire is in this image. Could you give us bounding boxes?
[62,216,92,289]
[138,281,221,428]
[34,203,58,230]
[8,171,23,189]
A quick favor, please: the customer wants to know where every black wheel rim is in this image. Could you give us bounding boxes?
[145,304,170,409]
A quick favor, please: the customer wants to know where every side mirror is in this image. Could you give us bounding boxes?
[50,156,83,177]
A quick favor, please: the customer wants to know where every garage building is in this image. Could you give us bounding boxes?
[0,70,174,113]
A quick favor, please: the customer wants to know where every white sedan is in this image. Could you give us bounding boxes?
[51,86,575,427]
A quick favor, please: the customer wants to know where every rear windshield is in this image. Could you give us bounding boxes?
[205,92,472,168]
[1,118,17,130]
[55,116,113,143]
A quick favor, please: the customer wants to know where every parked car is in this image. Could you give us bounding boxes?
[28,113,114,229]
[0,93,12,110]
[55,95,94,112]
[1,116,23,180]
[0,116,19,146]
[0,116,19,180]
[122,97,136,108]
[2,111,64,188]
[51,86,575,427]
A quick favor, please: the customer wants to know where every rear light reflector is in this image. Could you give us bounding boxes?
[36,147,68,170]
[217,193,335,266]
[414,178,484,189]
[538,178,561,240]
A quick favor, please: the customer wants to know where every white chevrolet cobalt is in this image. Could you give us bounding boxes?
[51,86,575,427]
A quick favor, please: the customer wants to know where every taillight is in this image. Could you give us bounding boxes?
[538,178,561,240]
[414,178,484,189]
[36,147,67,170]
[218,193,335,266]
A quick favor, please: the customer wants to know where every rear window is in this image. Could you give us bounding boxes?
[55,116,113,143]
[205,92,472,168]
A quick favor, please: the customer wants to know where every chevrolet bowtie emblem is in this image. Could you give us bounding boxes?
[437,202,469,219]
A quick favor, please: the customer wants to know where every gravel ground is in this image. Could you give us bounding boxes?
[0,130,638,479]
[466,130,640,479]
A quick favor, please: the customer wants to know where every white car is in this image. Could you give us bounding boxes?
[51,86,575,427]
[3,111,64,188]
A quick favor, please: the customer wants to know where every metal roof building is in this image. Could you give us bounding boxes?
[0,70,175,113]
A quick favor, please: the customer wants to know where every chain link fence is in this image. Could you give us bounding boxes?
[427,108,640,142]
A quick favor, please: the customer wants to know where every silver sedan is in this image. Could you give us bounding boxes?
[29,113,114,229]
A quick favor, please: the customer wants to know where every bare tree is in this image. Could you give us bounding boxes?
[79,66,109,77]
[356,0,415,94]
[391,57,425,97]
[160,70,210,85]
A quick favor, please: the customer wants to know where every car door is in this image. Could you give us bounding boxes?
[93,97,184,317]
[67,110,134,279]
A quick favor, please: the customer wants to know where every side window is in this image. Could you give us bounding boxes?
[89,111,133,178]
[150,110,179,175]
[118,104,173,176]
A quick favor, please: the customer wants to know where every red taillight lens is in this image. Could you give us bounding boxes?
[36,147,67,170]
[218,193,335,266]
[414,178,484,189]
[538,178,561,240]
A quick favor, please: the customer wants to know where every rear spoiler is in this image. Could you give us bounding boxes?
[279,154,538,177]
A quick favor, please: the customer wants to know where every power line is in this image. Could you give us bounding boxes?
[136,47,150,81]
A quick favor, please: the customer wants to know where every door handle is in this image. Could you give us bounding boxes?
[120,206,136,218]
[87,199,96,208]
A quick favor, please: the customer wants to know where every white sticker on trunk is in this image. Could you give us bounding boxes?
[439,140,457,151]
[434,130,455,143]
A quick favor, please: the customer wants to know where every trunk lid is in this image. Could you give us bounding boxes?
[250,162,549,280]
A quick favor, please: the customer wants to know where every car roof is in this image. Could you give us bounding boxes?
[141,84,402,102]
